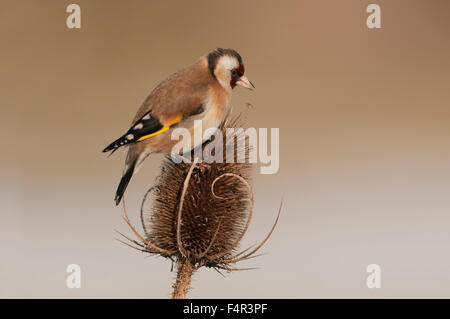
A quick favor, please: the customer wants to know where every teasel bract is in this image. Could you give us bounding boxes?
[116,114,281,299]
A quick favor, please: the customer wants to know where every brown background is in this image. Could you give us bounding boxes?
[1,0,449,298]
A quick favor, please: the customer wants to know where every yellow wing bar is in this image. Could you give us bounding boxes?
[137,125,169,142]
[136,114,183,142]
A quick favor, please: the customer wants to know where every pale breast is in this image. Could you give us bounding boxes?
[200,88,230,140]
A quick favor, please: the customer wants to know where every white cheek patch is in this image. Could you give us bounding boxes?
[218,55,239,71]
[215,55,239,90]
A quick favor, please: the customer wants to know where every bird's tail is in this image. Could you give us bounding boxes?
[114,159,137,206]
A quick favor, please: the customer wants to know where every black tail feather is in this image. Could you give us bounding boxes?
[114,160,136,206]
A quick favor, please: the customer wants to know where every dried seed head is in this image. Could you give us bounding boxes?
[143,115,254,268]
[117,113,281,298]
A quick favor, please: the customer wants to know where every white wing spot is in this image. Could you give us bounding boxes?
[134,123,143,130]
[126,134,134,140]
[142,114,150,120]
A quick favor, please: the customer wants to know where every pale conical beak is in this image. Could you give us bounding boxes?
[236,75,255,90]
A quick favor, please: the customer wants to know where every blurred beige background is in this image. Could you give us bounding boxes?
[1,0,449,298]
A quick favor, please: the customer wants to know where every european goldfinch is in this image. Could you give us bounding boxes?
[103,48,254,205]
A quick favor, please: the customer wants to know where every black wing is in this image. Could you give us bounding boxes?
[102,110,165,153]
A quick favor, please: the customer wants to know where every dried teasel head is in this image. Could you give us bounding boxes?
[117,114,281,298]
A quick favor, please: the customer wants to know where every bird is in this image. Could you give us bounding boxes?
[103,48,254,205]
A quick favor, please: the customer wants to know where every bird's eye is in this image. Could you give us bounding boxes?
[231,69,238,77]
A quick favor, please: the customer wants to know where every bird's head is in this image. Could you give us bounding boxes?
[207,48,255,91]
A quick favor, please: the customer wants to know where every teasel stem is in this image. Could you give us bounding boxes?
[172,160,198,299]
[172,257,195,299]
